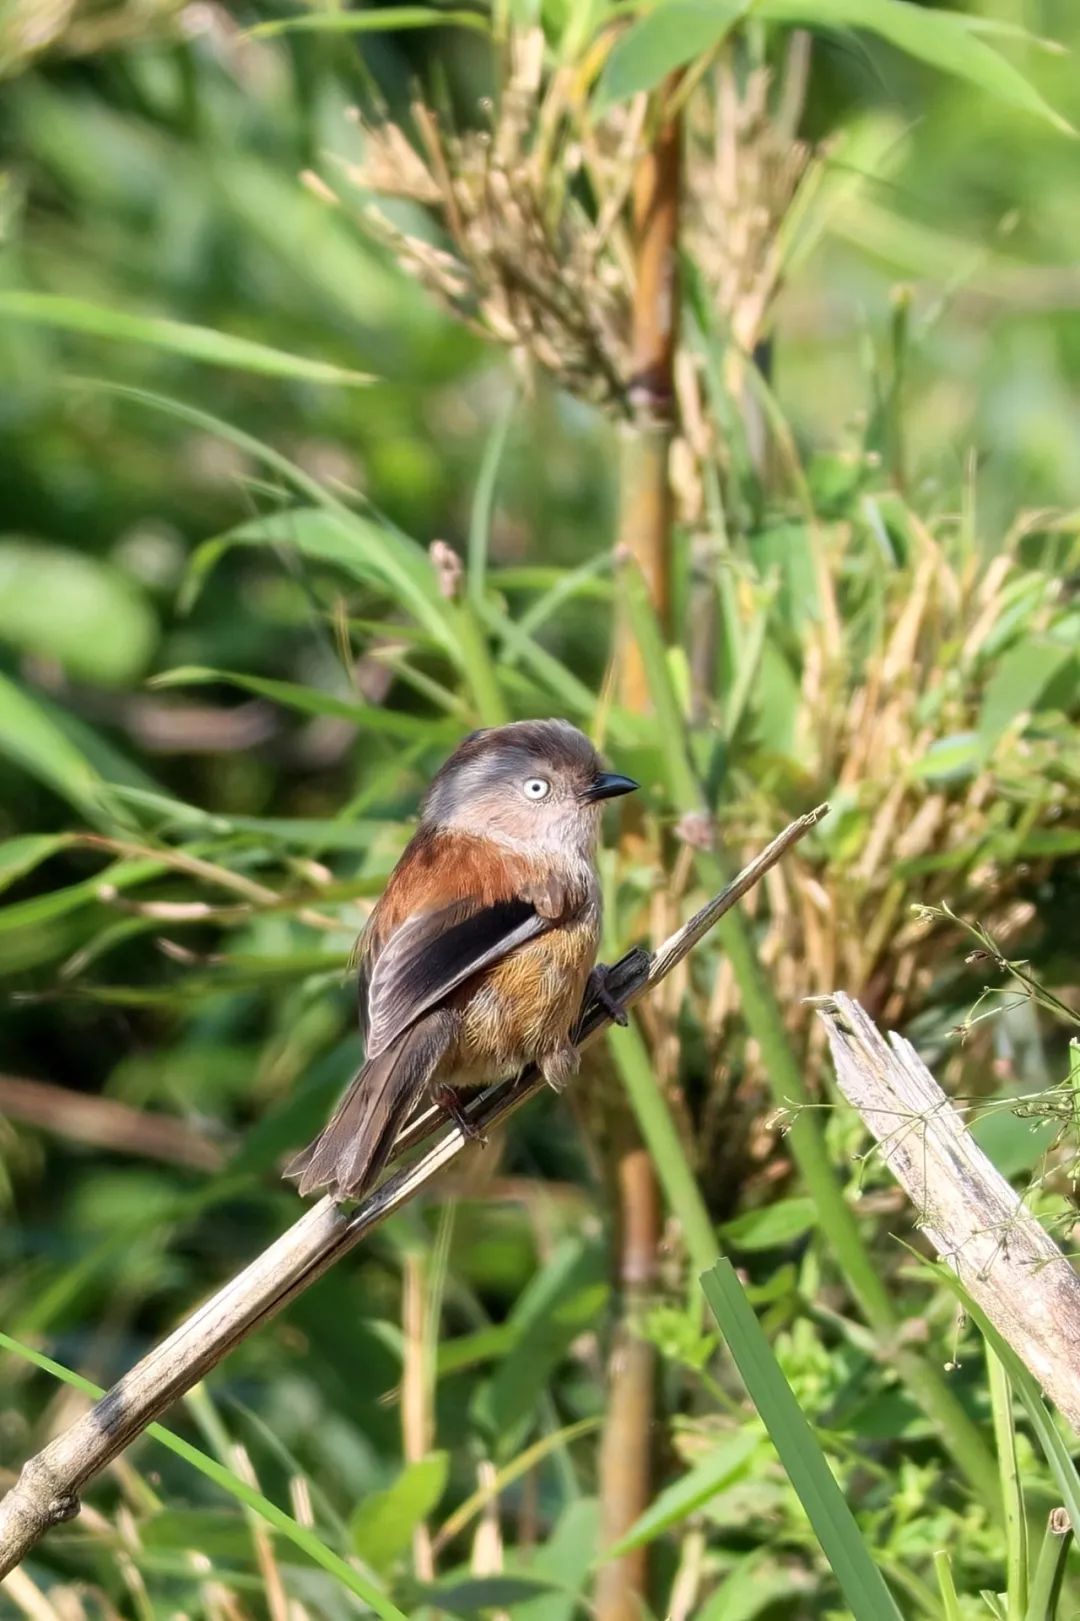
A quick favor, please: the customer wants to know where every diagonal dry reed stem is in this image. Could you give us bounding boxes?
[0,804,827,1577]
[813,992,1080,1435]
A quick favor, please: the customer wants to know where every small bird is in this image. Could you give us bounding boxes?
[286,719,637,1202]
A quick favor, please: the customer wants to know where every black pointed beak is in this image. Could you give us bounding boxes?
[582,771,639,803]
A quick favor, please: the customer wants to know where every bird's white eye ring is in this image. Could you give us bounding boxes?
[522,777,551,800]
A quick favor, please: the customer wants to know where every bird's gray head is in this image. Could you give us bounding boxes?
[421,720,637,857]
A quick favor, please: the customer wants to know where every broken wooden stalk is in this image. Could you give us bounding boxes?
[814,993,1080,1436]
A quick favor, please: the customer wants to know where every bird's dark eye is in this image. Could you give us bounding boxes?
[522,777,551,800]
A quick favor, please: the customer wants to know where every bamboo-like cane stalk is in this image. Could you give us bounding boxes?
[0,806,827,1579]
[599,70,684,1621]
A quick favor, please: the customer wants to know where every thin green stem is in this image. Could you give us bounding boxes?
[1024,1512,1072,1621]
[934,1549,963,1621]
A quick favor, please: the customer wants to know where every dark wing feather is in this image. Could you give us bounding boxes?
[364,896,546,1059]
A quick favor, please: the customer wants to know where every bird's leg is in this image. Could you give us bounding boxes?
[434,1084,488,1147]
[586,962,630,1027]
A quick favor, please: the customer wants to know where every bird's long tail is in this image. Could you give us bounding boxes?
[285,1011,454,1201]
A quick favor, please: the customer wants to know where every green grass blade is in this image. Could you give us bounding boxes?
[81,385,459,657]
[468,387,517,606]
[950,1286,1080,1533]
[0,292,373,385]
[448,599,510,725]
[988,1345,1029,1618]
[0,1331,409,1621]
[701,1260,906,1621]
[247,6,491,39]
[618,561,700,804]
[0,833,74,897]
[0,671,118,826]
[604,1430,758,1556]
[151,666,457,740]
[511,553,614,646]
[475,597,608,722]
[433,1417,600,1550]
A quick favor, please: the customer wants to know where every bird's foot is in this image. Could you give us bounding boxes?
[588,963,630,1027]
[435,1085,488,1147]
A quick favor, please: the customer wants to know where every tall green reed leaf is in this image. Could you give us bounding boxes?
[701,1260,906,1621]
[988,1345,1029,1618]
[0,292,374,385]
[604,1019,718,1281]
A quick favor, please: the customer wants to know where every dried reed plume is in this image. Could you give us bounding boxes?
[313,26,817,430]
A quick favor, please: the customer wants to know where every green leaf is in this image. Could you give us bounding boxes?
[987,1346,1028,1617]
[979,641,1074,745]
[422,1575,565,1617]
[476,597,606,724]
[0,857,163,936]
[701,1260,907,1621]
[436,1323,518,1378]
[350,1451,450,1573]
[607,1430,759,1554]
[753,640,802,757]
[911,732,983,783]
[0,291,373,384]
[0,671,115,821]
[141,1509,251,1559]
[0,833,73,898]
[595,0,748,107]
[757,0,1070,131]
[597,0,1070,132]
[78,386,456,663]
[151,667,455,740]
[110,785,395,851]
[720,1197,818,1252]
[970,1104,1057,1181]
[618,562,700,805]
[247,6,491,39]
[180,503,454,654]
[482,1238,608,1446]
[469,392,517,606]
[696,1550,814,1621]
[513,1499,600,1621]
[0,539,157,685]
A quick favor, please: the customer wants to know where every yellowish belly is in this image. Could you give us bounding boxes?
[444,911,598,1087]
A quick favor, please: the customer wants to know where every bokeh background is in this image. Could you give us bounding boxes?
[1,2,1079,1617]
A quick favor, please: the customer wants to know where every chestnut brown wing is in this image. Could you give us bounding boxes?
[363,896,551,1060]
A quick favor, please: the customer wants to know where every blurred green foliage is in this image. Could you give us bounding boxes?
[1,2,1079,1618]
